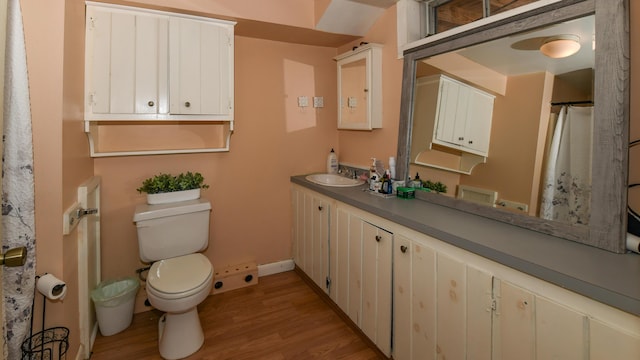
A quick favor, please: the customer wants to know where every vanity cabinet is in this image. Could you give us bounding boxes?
[335,43,383,130]
[291,185,330,293]
[393,229,638,360]
[291,183,640,360]
[84,2,235,157]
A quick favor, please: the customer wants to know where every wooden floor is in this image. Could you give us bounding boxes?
[90,270,384,359]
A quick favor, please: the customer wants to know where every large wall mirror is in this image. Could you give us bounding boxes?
[396,0,629,253]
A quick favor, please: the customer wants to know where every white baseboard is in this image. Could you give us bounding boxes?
[257,259,295,277]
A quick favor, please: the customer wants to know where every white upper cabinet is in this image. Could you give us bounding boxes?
[169,17,233,116]
[433,74,494,156]
[335,43,383,130]
[85,2,234,120]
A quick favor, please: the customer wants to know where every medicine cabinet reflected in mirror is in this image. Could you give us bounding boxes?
[396,0,629,252]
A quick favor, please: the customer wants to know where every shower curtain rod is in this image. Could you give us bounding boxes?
[550,100,594,106]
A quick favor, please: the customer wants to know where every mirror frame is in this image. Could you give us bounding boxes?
[396,0,629,253]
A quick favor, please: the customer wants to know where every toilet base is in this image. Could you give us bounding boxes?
[157,308,204,360]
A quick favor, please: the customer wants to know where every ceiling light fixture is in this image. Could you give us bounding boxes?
[539,35,581,59]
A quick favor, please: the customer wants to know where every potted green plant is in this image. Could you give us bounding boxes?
[137,172,209,204]
[423,180,447,194]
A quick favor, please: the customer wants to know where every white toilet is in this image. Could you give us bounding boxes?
[133,199,213,360]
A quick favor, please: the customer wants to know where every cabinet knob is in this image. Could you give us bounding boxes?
[318,205,323,211]
[400,245,408,253]
[458,136,464,141]
[184,101,191,108]
[375,235,382,242]
[468,140,473,144]
[148,101,155,107]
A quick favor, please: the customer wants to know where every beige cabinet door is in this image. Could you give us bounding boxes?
[361,221,392,356]
[466,265,493,360]
[291,186,329,293]
[330,207,351,314]
[590,318,640,360]
[493,280,535,360]
[169,17,233,116]
[393,234,436,360]
[535,296,588,359]
[436,253,467,359]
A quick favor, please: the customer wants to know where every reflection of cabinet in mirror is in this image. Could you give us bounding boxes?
[335,43,382,130]
[411,74,495,174]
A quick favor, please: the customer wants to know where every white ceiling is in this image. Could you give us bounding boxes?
[457,15,595,76]
[315,0,398,36]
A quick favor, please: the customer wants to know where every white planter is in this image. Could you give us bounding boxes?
[146,189,201,205]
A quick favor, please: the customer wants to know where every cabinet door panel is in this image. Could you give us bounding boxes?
[590,318,640,360]
[495,281,535,360]
[135,15,163,114]
[436,254,466,360]
[463,90,493,153]
[535,296,587,360]
[200,23,231,115]
[87,8,112,114]
[466,266,493,360]
[435,79,462,145]
[393,236,412,360]
[332,208,351,312]
[394,235,437,360]
[347,216,363,325]
[109,13,136,113]
[311,196,329,291]
[361,222,378,336]
[170,18,201,114]
[361,222,392,356]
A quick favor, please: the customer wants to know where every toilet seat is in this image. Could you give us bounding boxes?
[147,253,213,300]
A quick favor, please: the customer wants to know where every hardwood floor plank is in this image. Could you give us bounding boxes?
[90,270,384,359]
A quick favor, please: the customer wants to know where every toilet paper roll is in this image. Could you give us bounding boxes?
[37,274,67,300]
[627,232,640,254]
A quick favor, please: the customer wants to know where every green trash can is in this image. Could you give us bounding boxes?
[91,277,140,336]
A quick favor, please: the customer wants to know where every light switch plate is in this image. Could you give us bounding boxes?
[348,97,357,108]
[298,96,309,107]
[313,96,324,108]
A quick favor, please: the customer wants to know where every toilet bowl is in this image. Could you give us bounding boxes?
[146,253,213,360]
[133,199,213,359]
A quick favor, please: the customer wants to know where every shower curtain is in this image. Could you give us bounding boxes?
[540,105,594,225]
[2,0,36,358]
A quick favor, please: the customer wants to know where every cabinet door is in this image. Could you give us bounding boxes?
[493,280,535,360]
[361,221,392,356]
[86,7,166,115]
[535,296,587,360]
[393,235,436,360]
[170,18,233,116]
[330,208,351,313]
[463,88,494,154]
[436,253,467,360]
[590,318,640,360]
[291,187,329,293]
[435,77,466,146]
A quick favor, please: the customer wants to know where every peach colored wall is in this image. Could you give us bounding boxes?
[23,0,92,354]
[94,36,339,309]
[336,5,402,170]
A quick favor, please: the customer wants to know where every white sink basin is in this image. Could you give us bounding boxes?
[305,173,365,187]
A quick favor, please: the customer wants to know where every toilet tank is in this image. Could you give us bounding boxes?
[133,199,212,263]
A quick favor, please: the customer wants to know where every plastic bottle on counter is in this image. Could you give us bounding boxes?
[327,148,338,174]
[412,173,422,188]
[389,157,396,179]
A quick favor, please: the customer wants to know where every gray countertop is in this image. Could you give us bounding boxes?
[291,175,640,316]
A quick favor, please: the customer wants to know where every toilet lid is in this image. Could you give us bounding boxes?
[148,253,212,294]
